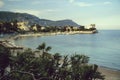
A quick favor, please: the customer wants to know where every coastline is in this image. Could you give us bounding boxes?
[98,66,120,80]
[12,30,97,40]
[1,30,120,80]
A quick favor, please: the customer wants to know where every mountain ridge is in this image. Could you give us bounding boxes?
[0,11,80,27]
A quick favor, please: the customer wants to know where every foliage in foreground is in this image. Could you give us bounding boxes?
[0,43,104,80]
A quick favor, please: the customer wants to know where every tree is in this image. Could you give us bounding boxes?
[0,43,105,80]
[12,20,19,32]
[0,46,10,77]
[70,54,104,80]
[79,26,85,31]
[2,22,12,33]
[37,42,52,58]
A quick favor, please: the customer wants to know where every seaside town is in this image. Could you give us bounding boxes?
[0,21,97,34]
[0,0,120,79]
[0,19,120,80]
[0,19,105,80]
[0,20,98,40]
[0,18,120,80]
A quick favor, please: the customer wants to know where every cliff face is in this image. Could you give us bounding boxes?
[0,11,80,27]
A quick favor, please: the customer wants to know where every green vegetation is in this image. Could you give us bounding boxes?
[0,21,96,34]
[0,18,97,34]
[0,22,20,34]
[0,11,79,27]
[0,11,97,34]
[0,43,104,80]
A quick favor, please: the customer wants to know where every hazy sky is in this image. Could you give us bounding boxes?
[0,0,120,29]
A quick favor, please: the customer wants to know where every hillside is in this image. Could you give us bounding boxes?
[0,11,80,27]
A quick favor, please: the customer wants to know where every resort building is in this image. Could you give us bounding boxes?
[17,21,29,31]
[41,26,46,31]
[73,27,79,31]
[86,24,96,29]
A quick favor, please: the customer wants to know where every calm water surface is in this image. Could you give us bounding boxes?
[14,30,120,70]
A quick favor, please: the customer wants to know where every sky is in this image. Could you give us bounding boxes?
[0,0,120,29]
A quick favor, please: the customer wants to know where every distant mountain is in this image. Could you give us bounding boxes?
[0,11,80,27]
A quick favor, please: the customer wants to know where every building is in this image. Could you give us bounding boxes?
[90,24,96,28]
[0,40,23,56]
[17,21,29,31]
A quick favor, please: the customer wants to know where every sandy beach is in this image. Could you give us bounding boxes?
[98,67,120,80]
[12,31,97,40]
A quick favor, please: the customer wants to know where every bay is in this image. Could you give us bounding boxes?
[14,30,120,70]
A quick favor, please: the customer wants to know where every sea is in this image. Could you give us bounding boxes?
[5,30,120,70]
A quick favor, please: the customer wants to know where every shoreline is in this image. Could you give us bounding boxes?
[1,31,120,80]
[13,30,97,40]
[0,30,97,40]
[98,66,120,80]
[99,66,120,71]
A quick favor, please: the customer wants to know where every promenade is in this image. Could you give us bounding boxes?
[13,30,97,40]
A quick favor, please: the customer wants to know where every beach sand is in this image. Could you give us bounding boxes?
[98,67,120,80]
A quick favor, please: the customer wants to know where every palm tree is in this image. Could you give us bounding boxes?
[0,42,105,80]
[70,54,104,80]
[70,54,91,80]
[37,42,52,58]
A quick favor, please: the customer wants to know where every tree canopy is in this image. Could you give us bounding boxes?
[0,43,104,80]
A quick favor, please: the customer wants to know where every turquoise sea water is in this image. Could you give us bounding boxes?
[14,30,120,70]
